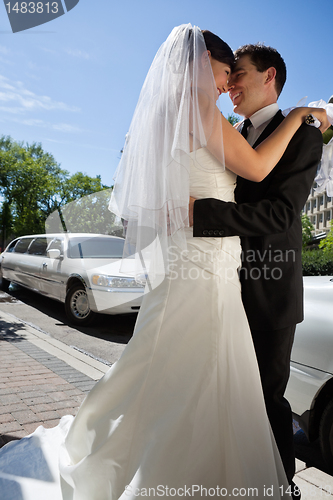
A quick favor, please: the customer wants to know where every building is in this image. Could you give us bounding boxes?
[304,183,332,235]
[304,101,333,236]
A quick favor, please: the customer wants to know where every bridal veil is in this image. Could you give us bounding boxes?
[109,24,225,280]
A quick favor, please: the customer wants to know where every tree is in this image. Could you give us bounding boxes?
[0,136,111,246]
[301,213,315,248]
[45,188,123,236]
[227,114,239,126]
[319,219,333,253]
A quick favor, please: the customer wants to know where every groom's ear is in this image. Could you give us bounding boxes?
[265,67,277,85]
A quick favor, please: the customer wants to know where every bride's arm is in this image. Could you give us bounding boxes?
[207,107,328,182]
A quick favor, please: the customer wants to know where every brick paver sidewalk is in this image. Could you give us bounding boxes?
[0,334,96,448]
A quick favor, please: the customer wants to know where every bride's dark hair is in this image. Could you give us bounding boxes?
[201,30,235,69]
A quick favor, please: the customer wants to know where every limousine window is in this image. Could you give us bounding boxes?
[28,237,48,256]
[47,238,63,253]
[68,237,125,259]
[14,238,34,253]
[6,239,18,253]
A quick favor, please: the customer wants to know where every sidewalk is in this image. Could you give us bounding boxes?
[0,308,108,446]
[0,310,333,499]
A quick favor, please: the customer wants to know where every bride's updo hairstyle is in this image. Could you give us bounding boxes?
[201,30,235,69]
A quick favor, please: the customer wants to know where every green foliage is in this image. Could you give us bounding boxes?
[301,213,314,248]
[302,216,333,275]
[0,136,112,245]
[319,219,333,252]
[45,188,123,236]
[227,114,239,126]
[302,249,333,276]
[323,126,333,145]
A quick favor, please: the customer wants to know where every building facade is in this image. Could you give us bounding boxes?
[303,96,333,236]
[304,183,332,235]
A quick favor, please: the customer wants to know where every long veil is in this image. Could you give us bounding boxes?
[109,24,224,282]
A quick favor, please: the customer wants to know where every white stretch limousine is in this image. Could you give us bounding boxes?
[0,233,144,325]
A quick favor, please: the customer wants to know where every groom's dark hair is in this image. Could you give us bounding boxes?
[234,43,287,97]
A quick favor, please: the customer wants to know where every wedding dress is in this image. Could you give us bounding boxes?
[0,148,289,500]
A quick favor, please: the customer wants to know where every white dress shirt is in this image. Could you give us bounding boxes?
[237,103,279,146]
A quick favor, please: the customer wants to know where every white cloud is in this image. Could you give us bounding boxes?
[45,137,120,152]
[52,123,82,133]
[20,118,46,126]
[41,47,58,55]
[0,75,84,137]
[0,106,24,115]
[0,74,80,112]
[2,115,83,133]
[0,45,9,55]
[65,48,90,60]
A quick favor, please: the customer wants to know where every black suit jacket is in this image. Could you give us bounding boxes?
[193,111,323,330]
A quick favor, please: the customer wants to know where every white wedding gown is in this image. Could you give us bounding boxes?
[0,149,289,499]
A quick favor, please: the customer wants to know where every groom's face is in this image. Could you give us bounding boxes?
[228,55,268,118]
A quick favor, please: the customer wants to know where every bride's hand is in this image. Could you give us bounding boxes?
[297,107,330,133]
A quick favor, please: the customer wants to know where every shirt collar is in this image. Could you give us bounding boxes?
[249,103,279,129]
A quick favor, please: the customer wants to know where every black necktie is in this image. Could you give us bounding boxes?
[241,118,251,139]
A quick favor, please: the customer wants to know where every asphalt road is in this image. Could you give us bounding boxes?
[0,283,331,477]
[0,284,137,365]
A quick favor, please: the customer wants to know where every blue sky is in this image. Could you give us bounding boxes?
[0,0,332,186]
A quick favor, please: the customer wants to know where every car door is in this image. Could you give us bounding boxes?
[1,238,21,282]
[24,237,49,291]
[7,237,35,287]
[39,237,67,301]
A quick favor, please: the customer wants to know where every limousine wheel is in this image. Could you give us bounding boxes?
[65,283,96,326]
[319,397,333,473]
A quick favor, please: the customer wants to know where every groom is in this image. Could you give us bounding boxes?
[191,44,323,495]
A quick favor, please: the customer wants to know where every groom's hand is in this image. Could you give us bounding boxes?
[189,196,196,227]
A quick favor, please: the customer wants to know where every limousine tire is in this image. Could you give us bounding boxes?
[319,397,333,474]
[65,283,96,326]
[0,267,10,292]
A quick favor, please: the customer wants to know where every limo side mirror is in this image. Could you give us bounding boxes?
[47,249,61,259]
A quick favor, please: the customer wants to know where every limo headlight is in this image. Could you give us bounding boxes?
[92,275,144,288]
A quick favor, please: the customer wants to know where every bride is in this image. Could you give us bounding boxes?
[0,24,329,500]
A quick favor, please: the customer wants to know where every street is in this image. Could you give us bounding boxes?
[0,284,137,366]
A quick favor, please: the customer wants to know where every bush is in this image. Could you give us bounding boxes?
[302,249,333,276]
[319,220,333,253]
[301,213,314,248]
